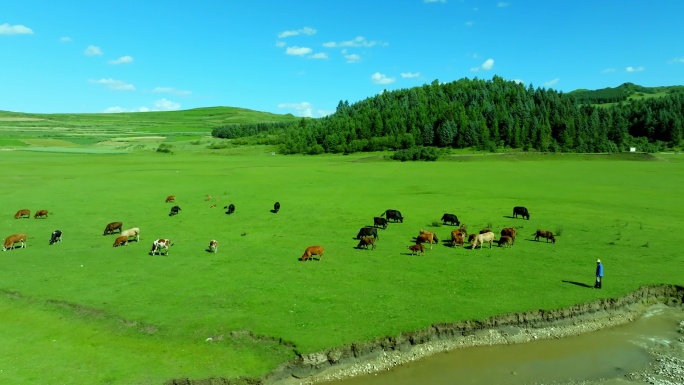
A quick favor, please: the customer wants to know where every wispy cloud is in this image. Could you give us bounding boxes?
[153,98,180,111]
[59,36,72,42]
[323,36,386,48]
[667,57,684,64]
[341,49,361,63]
[277,102,314,117]
[285,46,313,56]
[278,27,317,38]
[626,66,645,72]
[543,78,559,87]
[371,72,396,85]
[497,2,510,7]
[108,55,134,65]
[275,41,286,48]
[309,52,328,59]
[401,72,421,78]
[89,78,135,91]
[0,23,33,35]
[84,45,103,56]
[152,87,192,95]
[465,21,474,27]
[471,58,494,71]
[103,106,149,113]
[424,0,446,3]
[602,68,616,73]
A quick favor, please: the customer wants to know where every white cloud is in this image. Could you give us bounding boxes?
[626,66,645,72]
[103,106,150,113]
[543,78,559,87]
[309,52,328,59]
[401,72,421,78]
[668,57,684,64]
[602,68,616,73]
[0,23,33,35]
[277,102,314,117]
[497,2,510,7]
[84,45,103,56]
[285,46,312,56]
[371,72,396,85]
[471,58,494,71]
[344,52,361,63]
[278,27,317,38]
[89,78,135,91]
[275,41,286,48]
[323,36,386,48]
[59,36,72,42]
[152,87,192,95]
[153,98,180,111]
[108,55,134,65]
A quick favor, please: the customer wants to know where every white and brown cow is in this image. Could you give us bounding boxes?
[3,233,27,251]
[120,227,140,242]
[208,239,218,253]
[150,239,172,255]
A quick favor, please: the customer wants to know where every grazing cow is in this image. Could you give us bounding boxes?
[3,233,27,251]
[498,235,513,248]
[120,227,140,242]
[500,227,517,244]
[381,209,404,223]
[472,232,496,250]
[14,209,30,219]
[34,210,49,219]
[513,206,530,220]
[479,228,492,234]
[373,217,388,229]
[205,195,212,201]
[113,236,129,247]
[417,230,439,249]
[534,229,556,243]
[165,195,176,203]
[451,230,464,247]
[150,239,172,255]
[49,230,62,245]
[356,226,379,240]
[103,221,123,235]
[169,205,182,216]
[458,224,468,237]
[224,204,235,215]
[408,244,425,255]
[273,202,280,213]
[441,213,460,226]
[357,237,376,250]
[300,245,324,261]
[208,239,219,253]
[468,233,478,244]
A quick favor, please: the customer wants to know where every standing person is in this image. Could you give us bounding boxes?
[595,259,604,289]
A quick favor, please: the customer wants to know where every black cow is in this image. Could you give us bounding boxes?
[224,204,235,215]
[356,226,379,240]
[381,209,404,223]
[169,205,182,216]
[441,213,460,226]
[373,217,388,229]
[273,202,280,213]
[513,206,530,220]
[49,230,62,245]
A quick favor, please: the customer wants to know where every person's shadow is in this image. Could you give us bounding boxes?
[562,280,593,288]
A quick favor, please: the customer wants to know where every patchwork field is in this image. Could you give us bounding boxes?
[0,147,683,384]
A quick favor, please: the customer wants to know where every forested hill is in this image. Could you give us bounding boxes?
[569,82,684,104]
[212,76,684,155]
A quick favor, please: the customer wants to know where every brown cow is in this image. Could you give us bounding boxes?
[113,236,129,247]
[300,246,324,261]
[34,210,49,219]
[3,233,27,251]
[357,237,376,250]
[498,235,513,248]
[500,227,516,243]
[468,233,478,244]
[534,229,556,243]
[165,195,176,203]
[472,232,496,250]
[103,221,123,235]
[450,230,464,247]
[208,239,218,253]
[408,244,425,255]
[417,230,439,249]
[479,228,492,234]
[14,209,30,219]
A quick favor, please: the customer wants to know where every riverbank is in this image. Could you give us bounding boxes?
[264,285,683,385]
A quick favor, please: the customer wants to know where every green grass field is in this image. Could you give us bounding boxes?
[1,147,683,384]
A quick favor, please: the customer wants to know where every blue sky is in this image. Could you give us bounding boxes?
[2,1,683,117]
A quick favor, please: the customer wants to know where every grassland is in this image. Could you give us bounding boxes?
[0,143,683,384]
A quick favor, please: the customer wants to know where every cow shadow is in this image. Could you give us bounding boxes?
[270,209,279,214]
[562,280,593,288]
[502,215,516,219]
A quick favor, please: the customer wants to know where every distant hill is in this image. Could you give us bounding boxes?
[568,82,684,105]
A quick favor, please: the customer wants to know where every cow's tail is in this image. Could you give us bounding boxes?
[379,211,386,218]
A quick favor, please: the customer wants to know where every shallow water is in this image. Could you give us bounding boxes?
[330,306,683,385]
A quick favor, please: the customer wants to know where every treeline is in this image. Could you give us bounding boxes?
[212,76,684,155]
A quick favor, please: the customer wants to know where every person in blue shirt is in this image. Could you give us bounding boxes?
[594,259,604,289]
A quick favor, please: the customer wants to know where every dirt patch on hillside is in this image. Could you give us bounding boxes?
[0,117,45,121]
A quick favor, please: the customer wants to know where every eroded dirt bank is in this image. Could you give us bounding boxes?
[166,284,684,385]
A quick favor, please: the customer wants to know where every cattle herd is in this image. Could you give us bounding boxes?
[4,203,557,261]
